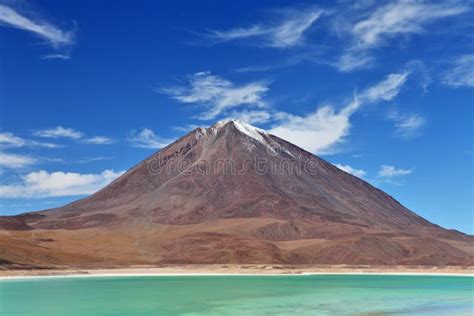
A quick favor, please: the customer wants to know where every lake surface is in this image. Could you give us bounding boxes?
[0,274,472,315]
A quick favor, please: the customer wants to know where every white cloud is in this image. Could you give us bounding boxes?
[352,0,468,49]
[0,152,37,169]
[0,169,125,198]
[362,71,409,102]
[334,0,469,72]
[335,51,374,72]
[207,9,322,48]
[0,4,74,54]
[224,110,273,125]
[81,136,115,145]
[442,54,474,88]
[33,127,115,145]
[27,140,62,148]
[159,72,269,120]
[0,132,61,148]
[334,163,367,178]
[377,164,412,183]
[0,132,25,148]
[172,124,201,133]
[41,53,71,60]
[129,128,171,149]
[270,105,352,154]
[388,112,426,138]
[269,72,409,154]
[351,0,377,10]
[34,126,83,139]
[77,156,114,163]
[405,60,432,92]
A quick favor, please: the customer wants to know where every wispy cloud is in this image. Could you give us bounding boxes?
[159,71,269,120]
[388,112,426,138]
[171,124,201,133]
[206,8,322,48]
[0,4,75,57]
[41,53,71,60]
[81,136,116,145]
[377,164,412,184]
[335,0,469,72]
[441,54,474,88]
[224,110,273,125]
[334,163,367,178]
[0,169,125,198]
[0,132,25,148]
[334,51,374,72]
[0,152,37,169]
[405,60,432,92]
[76,156,114,163]
[269,106,352,154]
[34,126,83,139]
[33,127,115,145]
[0,132,60,148]
[362,71,409,102]
[234,51,325,74]
[352,1,468,49]
[269,71,409,153]
[28,140,61,148]
[128,128,171,149]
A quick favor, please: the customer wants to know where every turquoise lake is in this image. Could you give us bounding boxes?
[0,274,472,315]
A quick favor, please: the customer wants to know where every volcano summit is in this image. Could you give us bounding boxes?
[0,120,472,268]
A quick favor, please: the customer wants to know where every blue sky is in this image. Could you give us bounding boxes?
[0,0,473,233]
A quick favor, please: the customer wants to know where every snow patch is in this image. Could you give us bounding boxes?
[207,120,296,157]
[232,120,267,143]
[209,120,267,143]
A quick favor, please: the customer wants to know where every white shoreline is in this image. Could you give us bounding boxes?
[1,271,472,281]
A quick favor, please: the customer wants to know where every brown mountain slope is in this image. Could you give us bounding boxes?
[0,120,472,268]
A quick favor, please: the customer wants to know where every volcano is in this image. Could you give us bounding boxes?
[1,120,472,268]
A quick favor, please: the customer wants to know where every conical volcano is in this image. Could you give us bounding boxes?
[1,120,472,267]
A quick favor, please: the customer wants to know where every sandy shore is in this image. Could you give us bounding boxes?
[1,264,473,279]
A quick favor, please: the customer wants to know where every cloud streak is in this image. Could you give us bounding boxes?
[269,71,409,154]
[352,0,468,49]
[0,4,75,56]
[388,112,426,138]
[0,169,125,198]
[334,51,374,72]
[0,132,60,149]
[377,164,412,184]
[159,71,269,120]
[34,126,83,139]
[128,128,171,149]
[0,132,25,148]
[206,8,322,48]
[81,136,116,145]
[334,163,367,178]
[335,0,469,72]
[0,152,37,169]
[442,54,474,88]
[224,110,273,125]
[32,127,114,145]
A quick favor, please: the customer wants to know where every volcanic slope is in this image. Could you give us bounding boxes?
[1,120,472,267]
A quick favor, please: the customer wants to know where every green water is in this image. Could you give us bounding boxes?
[0,275,472,315]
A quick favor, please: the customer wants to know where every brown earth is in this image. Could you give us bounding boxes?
[0,120,472,268]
